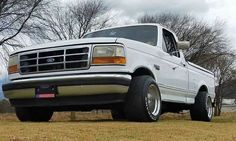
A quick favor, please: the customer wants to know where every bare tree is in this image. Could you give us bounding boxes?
[139,13,235,116]
[26,0,110,43]
[0,0,48,66]
[220,71,236,99]
[214,55,235,116]
[0,0,45,46]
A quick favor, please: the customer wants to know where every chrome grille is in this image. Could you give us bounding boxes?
[19,47,90,74]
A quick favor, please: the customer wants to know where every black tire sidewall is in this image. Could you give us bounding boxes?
[111,109,125,120]
[15,107,31,122]
[190,92,213,122]
[15,107,53,122]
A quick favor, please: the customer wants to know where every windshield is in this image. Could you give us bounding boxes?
[83,25,158,46]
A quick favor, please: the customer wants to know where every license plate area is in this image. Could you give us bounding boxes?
[35,85,57,98]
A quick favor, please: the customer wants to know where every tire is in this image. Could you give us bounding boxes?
[15,107,31,122]
[15,107,53,122]
[111,109,126,120]
[190,91,213,122]
[124,75,162,122]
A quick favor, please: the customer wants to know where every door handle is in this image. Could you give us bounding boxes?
[172,63,185,70]
[172,66,178,70]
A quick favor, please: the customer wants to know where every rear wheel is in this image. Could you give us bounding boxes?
[15,107,53,122]
[124,75,161,122]
[190,92,213,122]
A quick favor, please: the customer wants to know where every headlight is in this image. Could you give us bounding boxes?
[8,55,18,74]
[92,45,126,65]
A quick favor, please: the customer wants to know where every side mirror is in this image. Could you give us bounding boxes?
[177,41,190,50]
[179,50,185,58]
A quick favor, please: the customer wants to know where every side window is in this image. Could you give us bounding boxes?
[162,29,179,57]
[162,37,167,52]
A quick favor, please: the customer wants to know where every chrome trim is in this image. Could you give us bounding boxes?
[18,45,91,75]
[66,53,88,56]
[188,62,214,75]
[36,52,39,72]
[4,89,35,99]
[58,85,129,97]
[11,74,131,83]
[4,85,129,99]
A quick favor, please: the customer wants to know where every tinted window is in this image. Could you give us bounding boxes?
[83,25,158,46]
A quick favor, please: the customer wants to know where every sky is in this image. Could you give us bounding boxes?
[105,0,236,49]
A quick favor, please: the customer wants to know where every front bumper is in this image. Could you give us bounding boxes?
[3,73,131,100]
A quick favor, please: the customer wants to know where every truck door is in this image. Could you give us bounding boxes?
[158,28,189,103]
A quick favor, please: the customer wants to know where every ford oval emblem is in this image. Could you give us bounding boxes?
[47,58,55,63]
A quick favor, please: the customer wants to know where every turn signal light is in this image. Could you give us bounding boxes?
[8,65,18,74]
[92,57,126,65]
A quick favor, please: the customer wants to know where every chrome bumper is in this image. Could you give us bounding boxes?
[3,74,131,99]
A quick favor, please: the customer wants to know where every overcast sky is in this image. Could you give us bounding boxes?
[105,0,236,49]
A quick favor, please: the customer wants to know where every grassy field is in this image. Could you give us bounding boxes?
[0,112,236,141]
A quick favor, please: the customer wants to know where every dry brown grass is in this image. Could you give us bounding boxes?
[0,112,236,141]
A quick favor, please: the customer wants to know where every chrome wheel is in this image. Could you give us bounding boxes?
[147,84,161,116]
[124,76,162,121]
[206,97,213,118]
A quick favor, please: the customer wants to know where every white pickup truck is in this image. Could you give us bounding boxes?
[3,24,215,122]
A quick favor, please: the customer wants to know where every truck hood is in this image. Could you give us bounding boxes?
[11,37,118,55]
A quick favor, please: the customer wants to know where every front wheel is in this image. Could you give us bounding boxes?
[190,92,213,122]
[124,75,162,122]
[111,109,126,120]
[15,107,53,122]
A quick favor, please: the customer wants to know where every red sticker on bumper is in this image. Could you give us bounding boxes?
[36,93,55,98]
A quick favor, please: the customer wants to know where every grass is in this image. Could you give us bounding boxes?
[0,112,236,141]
